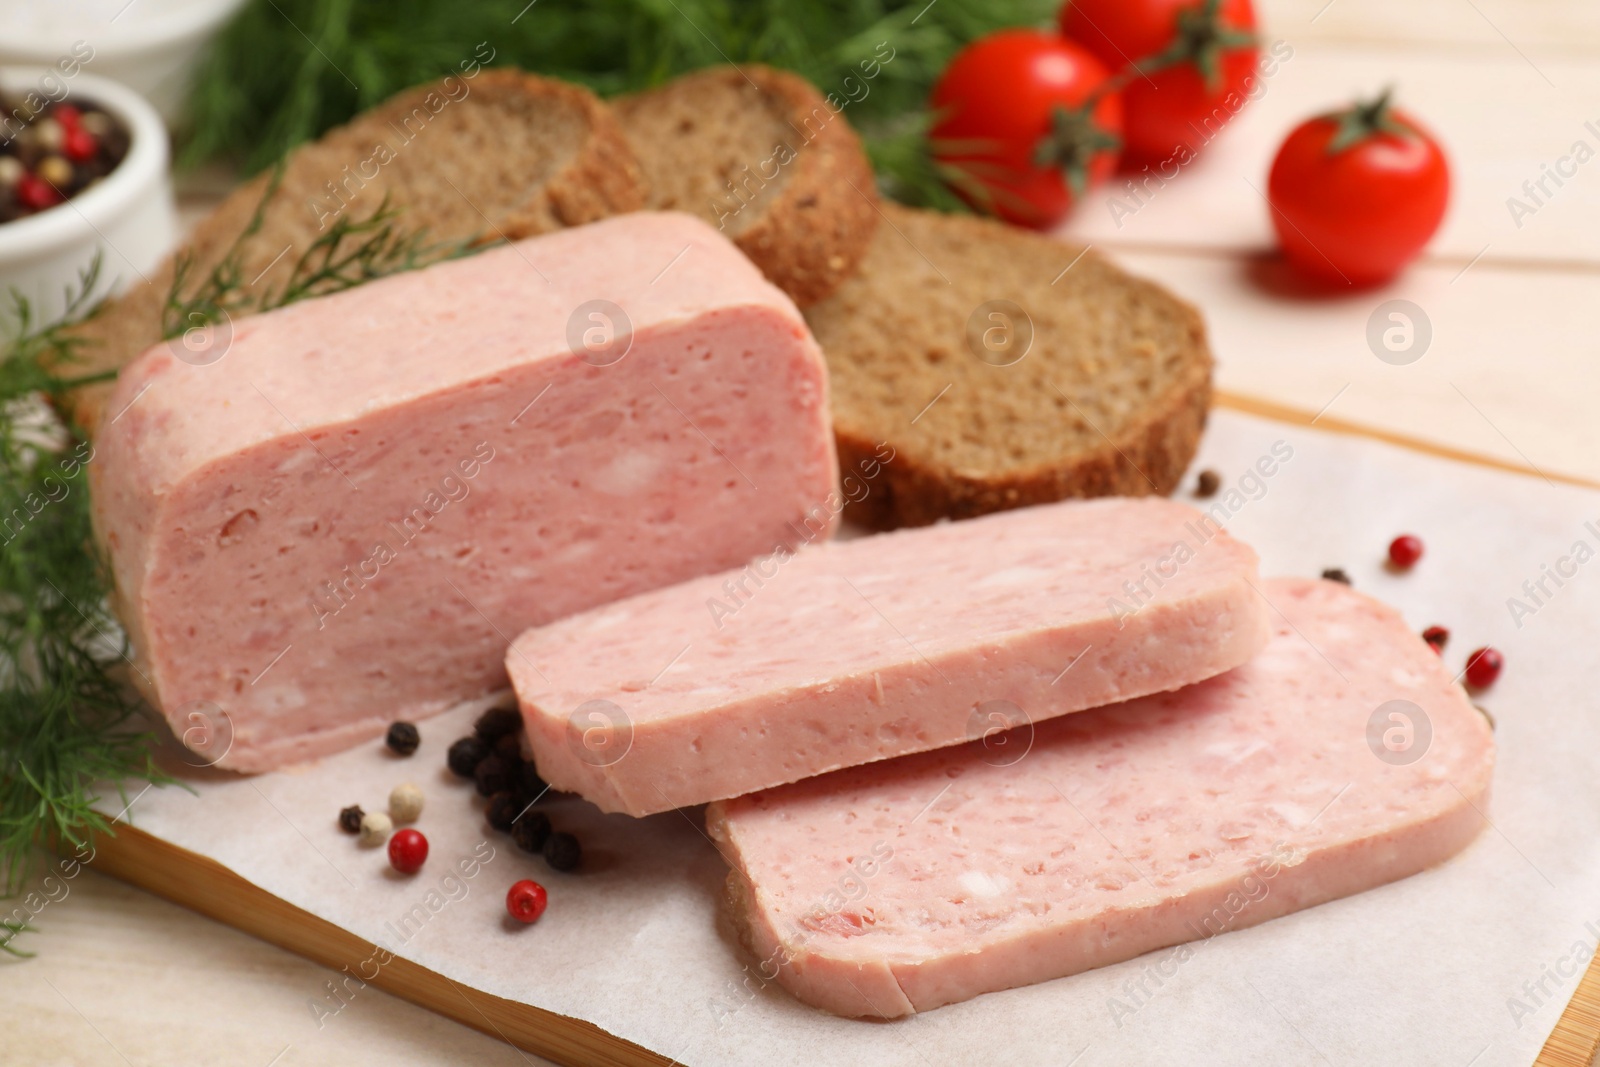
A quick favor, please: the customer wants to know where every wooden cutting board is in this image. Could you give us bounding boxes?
[84,825,659,1067]
[89,791,1600,1067]
[74,392,1600,1067]
[87,823,660,1067]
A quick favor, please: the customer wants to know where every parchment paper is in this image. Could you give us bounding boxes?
[97,409,1600,1066]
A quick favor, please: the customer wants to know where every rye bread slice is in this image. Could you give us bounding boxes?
[59,70,645,434]
[614,65,878,306]
[805,204,1212,529]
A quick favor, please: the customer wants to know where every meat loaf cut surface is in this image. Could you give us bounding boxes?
[509,497,1269,815]
[707,577,1496,1018]
[92,212,838,772]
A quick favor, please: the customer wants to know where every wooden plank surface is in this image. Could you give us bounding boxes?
[6,3,1600,1063]
[1063,43,1600,268]
[5,850,550,1066]
[1129,252,1600,487]
[1215,391,1600,490]
[1263,0,1600,54]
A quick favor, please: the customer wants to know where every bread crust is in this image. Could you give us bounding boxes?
[486,71,646,236]
[837,366,1211,530]
[731,66,880,306]
[58,70,644,435]
[617,65,879,306]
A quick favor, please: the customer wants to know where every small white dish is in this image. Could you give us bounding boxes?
[0,0,249,125]
[0,69,178,335]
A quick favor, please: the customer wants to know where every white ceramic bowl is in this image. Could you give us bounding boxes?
[0,0,249,125]
[0,69,178,333]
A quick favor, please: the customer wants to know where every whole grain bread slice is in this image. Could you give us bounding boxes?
[614,65,878,306]
[805,204,1212,529]
[59,69,645,434]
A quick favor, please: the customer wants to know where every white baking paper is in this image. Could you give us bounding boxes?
[96,409,1600,1067]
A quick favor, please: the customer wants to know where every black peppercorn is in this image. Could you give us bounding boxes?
[1321,567,1352,586]
[447,736,490,778]
[474,754,513,797]
[338,805,364,834]
[543,831,581,872]
[516,761,549,802]
[510,810,552,854]
[486,790,523,833]
[1195,469,1221,498]
[386,721,420,756]
[493,731,523,763]
[475,706,522,742]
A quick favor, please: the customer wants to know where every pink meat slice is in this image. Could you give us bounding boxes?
[92,213,839,771]
[707,577,1496,1018]
[510,497,1270,815]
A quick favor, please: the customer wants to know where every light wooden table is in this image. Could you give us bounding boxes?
[6,2,1599,1063]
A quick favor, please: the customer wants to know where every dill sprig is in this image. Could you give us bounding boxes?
[162,169,279,342]
[0,261,173,953]
[180,0,1055,206]
[264,203,476,309]
[166,168,479,341]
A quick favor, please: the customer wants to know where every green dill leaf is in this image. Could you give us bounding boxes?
[1,260,175,937]
[180,0,1056,210]
[259,198,483,311]
[163,175,483,348]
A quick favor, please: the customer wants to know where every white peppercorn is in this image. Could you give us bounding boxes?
[37,155,73,188]
[358,810,393,846]
[80,111,113,137]
[34,118,64,151]
[389,782,424,824]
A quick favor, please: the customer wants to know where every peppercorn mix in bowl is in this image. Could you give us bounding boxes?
[0,69,176,331]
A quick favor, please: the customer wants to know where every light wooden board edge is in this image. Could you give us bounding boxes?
[1212,391,1600,493]
[85,391,1600,1067]
[87,823,669,1067]
[1536,954,1600,1067]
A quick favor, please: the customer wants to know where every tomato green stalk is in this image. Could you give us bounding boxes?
[1325,86,1415,153]
[1124,0,1257,90]
[928,28,1123,228]
[1033,101,1123,199]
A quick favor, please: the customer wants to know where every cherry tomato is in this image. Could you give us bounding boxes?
[1267,90,1450,287]
[1061,0,1259,167]
[930,29,1122,229]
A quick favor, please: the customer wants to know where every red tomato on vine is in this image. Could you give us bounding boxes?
[1267,89,1451,287]
[929,29,1123,229]
[1060,0,1260,168]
